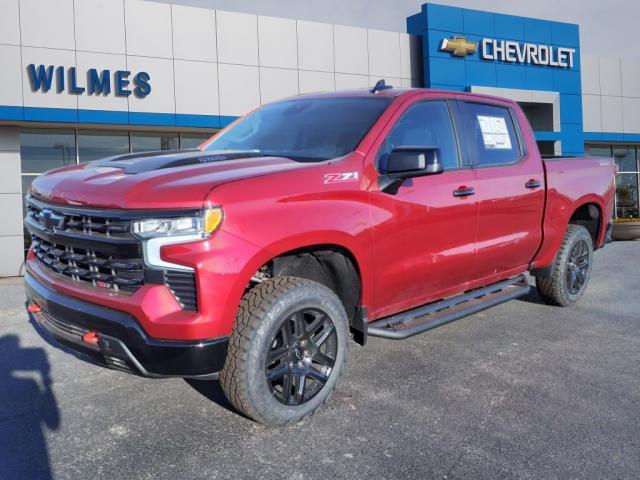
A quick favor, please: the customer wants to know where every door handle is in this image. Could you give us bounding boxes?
[453,186,476,197]
[525,179,542,189]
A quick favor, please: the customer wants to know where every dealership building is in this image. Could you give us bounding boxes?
[0,0,638,276]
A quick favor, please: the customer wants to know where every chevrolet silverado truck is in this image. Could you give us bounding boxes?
[25,82,616,426]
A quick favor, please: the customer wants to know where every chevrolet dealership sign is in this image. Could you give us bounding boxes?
[441,36,576,68]
[481,38,575,68]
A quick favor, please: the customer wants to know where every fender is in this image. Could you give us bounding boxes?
[161,228,371,338]
[531,193,607,271]
[260,230,370,287]
[231,229,372,313]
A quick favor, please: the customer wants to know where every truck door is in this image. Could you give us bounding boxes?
[369,100,479,317]
[452,100,545,283]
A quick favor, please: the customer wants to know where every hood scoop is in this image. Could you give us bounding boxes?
[92,149,268,174]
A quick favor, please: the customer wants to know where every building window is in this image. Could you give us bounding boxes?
[585,144,611,158]
[616,173,639,218]
[519,102,554,131]
[537,141,556,156]
[132,132,180,152]
[180,132,213,149]
[20,127,217,255]
[586,143,640,219]
[613,146,638,172]
[20,128,76,173]
[78,130,130,162]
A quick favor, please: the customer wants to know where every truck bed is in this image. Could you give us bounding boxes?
[543,156,616,206]
[530,156,617,270]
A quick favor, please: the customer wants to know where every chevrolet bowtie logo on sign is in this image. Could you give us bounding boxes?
[441,36,478,57]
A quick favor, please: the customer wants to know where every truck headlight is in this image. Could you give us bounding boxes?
[132,207,223,271]
[132,207,223,239]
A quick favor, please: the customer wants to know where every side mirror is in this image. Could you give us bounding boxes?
[379,146,443,194]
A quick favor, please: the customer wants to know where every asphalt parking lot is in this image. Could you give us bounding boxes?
[1,241,639,480]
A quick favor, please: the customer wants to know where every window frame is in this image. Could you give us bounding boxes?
[374,98,464,173]
[451,100,527,169]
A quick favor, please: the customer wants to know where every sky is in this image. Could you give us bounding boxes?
[153,0,638,57]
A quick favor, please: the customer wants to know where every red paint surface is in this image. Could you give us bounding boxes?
[27,89,616,341]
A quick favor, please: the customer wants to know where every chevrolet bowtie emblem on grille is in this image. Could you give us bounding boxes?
[441,36,478,57]
[40,208,64,231]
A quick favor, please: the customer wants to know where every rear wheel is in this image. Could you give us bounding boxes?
[219,276,348,426]
[535,224,594,306]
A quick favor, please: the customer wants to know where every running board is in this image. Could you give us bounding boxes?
[367,275,530,340]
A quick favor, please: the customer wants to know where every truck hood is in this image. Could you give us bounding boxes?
[30,150,312,209]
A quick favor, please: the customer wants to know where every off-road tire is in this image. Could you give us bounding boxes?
[219,276,349,426]
[535,224,594,306]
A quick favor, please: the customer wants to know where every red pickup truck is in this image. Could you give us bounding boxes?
[25,83,616,425]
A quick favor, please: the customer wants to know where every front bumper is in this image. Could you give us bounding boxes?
[25,272,228,378]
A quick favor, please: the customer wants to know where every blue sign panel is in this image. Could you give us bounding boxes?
[408,3,583,155]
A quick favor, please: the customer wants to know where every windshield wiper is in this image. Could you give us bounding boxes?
[197,149,283,163]
[253,150,329,163]
[199,149,325,163]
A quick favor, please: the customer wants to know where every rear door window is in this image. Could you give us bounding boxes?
[455,102,522,167]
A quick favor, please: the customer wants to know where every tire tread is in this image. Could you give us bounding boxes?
[535,224,592,306]
[219,276,347,425]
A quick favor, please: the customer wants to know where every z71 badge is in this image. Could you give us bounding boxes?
[324,172,359,184]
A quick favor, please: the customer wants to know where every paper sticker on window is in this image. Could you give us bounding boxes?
[477,115,512,150]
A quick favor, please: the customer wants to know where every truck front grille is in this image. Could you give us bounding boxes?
[26,197,144,294]
[25,196,198,309]
[31,235,145,293]
[26,202,135,238]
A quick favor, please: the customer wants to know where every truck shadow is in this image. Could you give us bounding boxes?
[184,378,240,415]
[0,334,60,480]
[516,286,546,305]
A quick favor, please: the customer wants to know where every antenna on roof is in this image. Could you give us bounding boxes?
[371,79,393,94]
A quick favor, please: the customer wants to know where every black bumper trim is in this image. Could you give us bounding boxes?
[25,272,228,377]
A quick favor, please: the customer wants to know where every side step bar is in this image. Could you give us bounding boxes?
[367,275,530,340]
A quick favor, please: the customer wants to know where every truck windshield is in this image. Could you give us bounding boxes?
[202,97,391,162]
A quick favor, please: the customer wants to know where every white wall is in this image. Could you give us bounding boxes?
[0,127,24,277]
[0,0,423,119]
[581,54,640,134]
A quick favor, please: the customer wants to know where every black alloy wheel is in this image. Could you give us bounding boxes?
[220,276,349,425]
[265,308,338,405]
[565,239,590,295]
[534,224,594,307]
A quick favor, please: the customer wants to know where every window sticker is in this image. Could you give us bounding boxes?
[476,115,512,149]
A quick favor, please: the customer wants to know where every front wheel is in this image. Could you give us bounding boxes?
[219,277,349,426]
[535,224,594,306]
